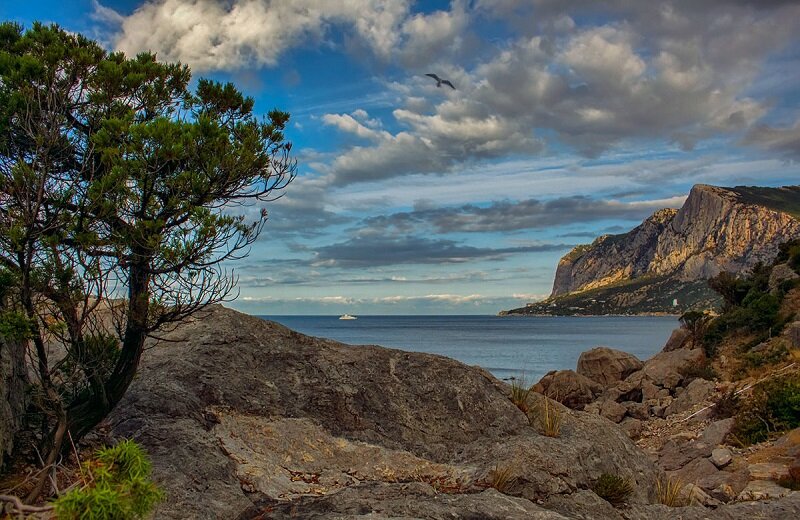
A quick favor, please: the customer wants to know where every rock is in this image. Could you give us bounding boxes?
[670,457,719,487]
[620,418,643,440]
[748,462,791,481]
[700,418,735,447]
[105,306,663,518]
[685,483,722,507]
[786,321,800,349]
[624,402,650,421]
[738,480,792,501]
[544,489,624,520]
[238,482,573,520]
[711,448,733,468]
[769,263,799,292]
[662,327,691,352]
[628,494,800,519]
[532,370,602,410]
[641,380,661,401]
[577,347,644,387]
[639,348,705,390]
[659,419,735,470]
[698,469,749,502]
[583,401,601,415]
[665,378,715,417]
[599,399,628,423]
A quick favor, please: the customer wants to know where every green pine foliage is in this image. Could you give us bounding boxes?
[53,440,163,519]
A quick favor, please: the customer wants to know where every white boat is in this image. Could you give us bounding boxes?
[339,314,357,320]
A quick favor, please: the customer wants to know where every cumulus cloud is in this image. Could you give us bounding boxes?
[108,0,412,71]
[318,0,799,181]
[105,0,471,72]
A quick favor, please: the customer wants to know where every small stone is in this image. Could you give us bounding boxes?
[700,418,735,446]
[624,401,650,421]
[710,448,732,468]
[748,462,790,481]
[737,480,791,501]
[620,417,643,440]
[600,399,627,423]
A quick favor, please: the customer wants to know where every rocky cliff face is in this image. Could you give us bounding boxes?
[553,185,800,297]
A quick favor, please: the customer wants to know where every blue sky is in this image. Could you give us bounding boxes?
[3,0,800,315]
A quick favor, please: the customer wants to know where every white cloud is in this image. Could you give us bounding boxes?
[110,0,412,71]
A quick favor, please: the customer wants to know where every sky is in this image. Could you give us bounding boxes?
[3,0,800,315]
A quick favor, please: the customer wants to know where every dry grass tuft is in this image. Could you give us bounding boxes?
[509,377,533,414]
[536,397,563,438]
[486,463,517,494]
[656,476,686,507]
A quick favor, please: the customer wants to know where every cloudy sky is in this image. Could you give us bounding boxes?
[4,1,800,315]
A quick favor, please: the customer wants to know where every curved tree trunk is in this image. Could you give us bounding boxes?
[66,262,150,440]
[0,334,28,471]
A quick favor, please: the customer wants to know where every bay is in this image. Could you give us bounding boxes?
[259,315,679,382]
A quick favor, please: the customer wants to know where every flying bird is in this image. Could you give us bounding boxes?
[426,73,455,89]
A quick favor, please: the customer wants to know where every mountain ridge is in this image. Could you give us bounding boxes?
[503,184,800,316]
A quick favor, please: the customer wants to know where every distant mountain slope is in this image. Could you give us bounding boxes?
[503,184,800,316]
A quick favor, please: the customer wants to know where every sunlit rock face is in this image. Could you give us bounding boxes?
[551,185,800,298]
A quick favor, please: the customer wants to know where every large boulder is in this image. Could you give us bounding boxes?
[532,370,602,409]
[105,306,663,519]
[576,347,644,387]
[665,378,716,417]
[662,327,691,352]
[637,348,706,390]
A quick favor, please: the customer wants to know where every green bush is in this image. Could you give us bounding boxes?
[53,439,164,519]
[0,309,32,341]
[592,473,633,507]
[731,373,800,446]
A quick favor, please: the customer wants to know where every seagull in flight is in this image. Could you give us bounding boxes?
[426,73,455,89]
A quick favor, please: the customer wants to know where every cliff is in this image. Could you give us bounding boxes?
[506,185,800,315]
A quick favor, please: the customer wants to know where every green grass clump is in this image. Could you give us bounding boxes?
[731,373,800,446]
[592,473,633,507]
[53,439,164,519]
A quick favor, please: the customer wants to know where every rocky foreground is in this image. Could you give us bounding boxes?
[101,306,799,519]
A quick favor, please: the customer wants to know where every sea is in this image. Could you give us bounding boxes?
[259,315,679,382]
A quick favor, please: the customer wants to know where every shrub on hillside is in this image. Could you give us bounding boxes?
[730,373,800,446]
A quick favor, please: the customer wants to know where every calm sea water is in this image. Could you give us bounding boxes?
[259,315,678,382]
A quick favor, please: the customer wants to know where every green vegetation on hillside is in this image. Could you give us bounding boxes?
[504,276,719,316]
[699,239,800,445]
[729,186,800,219]
[702,239,800,357]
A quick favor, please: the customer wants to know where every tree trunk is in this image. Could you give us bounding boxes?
[0,334,28,471]
[66,262,150,440]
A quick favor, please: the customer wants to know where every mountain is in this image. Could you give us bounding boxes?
[503,184,800,316]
